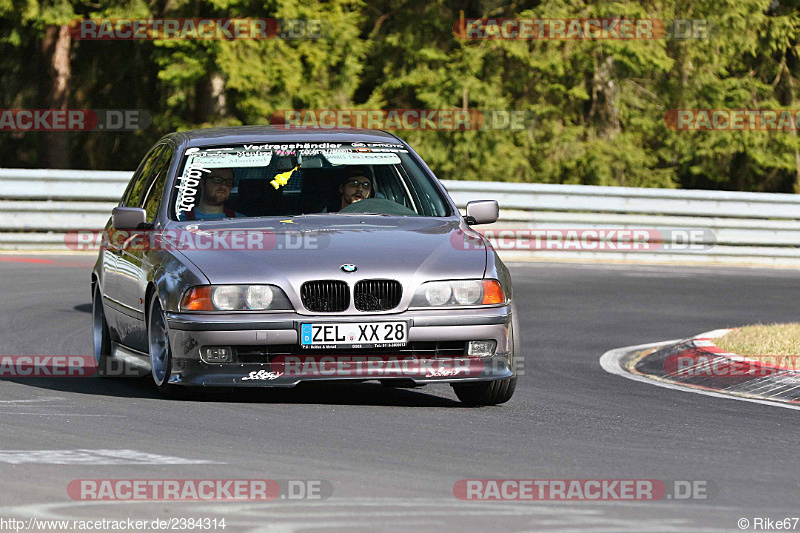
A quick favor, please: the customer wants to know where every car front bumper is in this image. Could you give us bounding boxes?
[164,306,516,387]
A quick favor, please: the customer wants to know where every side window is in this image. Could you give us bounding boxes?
[142,145,174,222]
[375,165,414,211]
[120,146,156,206]
[122,144,165,208]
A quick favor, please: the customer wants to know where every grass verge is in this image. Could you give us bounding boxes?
[715,323,800,361]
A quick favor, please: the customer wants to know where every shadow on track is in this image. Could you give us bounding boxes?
[0,377,465,407]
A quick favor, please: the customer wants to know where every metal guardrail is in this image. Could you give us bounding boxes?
[1,168,799,265]
[0,169,129,248]
[442,180,800,265]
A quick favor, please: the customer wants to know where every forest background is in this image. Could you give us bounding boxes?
[2,0,799,192]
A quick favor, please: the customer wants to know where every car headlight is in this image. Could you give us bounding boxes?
[410,280,506,307]
[452,280,482,304]
[180,285,292,311]
[246,285,274,309]
[424,282,452,306]
[212,285,241,310]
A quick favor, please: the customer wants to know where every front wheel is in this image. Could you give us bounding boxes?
[92,284,112,376]
[147,296,183,398]
[452,376,517,406]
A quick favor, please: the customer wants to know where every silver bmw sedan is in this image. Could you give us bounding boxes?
[92,126,518,405]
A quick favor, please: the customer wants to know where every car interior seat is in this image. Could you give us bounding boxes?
[231,171,285,217]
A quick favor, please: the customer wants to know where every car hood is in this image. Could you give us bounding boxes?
[169,216,488,287]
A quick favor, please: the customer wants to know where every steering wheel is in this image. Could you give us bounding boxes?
[338,197,418,216]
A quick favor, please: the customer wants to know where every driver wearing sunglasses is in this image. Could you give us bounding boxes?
[181,167,242,220]
[338,166,373,210]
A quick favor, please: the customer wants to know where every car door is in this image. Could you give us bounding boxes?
[115,143,176,352]
[103,143,164,340]
[106,143,168,349]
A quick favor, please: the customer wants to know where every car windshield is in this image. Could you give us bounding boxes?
[168,141,451,221]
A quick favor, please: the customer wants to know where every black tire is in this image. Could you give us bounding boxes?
[453,376,517,406]
[147,295,184,399]
[92,284,113,377]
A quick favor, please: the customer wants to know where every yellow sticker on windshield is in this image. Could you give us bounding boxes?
[270,166,299,189]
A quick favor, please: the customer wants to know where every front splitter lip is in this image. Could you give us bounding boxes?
[168,356,515,387]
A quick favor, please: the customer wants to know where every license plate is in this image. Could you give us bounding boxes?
[299,322,408,349]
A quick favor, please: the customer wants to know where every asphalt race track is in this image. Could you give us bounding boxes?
[1,255,799,532]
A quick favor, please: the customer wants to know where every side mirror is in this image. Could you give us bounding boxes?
[465,200,499,225]
[112,207,147,230]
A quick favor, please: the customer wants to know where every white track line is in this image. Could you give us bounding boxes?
[599,341,800,412]
[0,397,65,403]
[0,413,126,417]
[0,449,221,465]
[0,498,736,533]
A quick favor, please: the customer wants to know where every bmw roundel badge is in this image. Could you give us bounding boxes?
[341,264,358,273]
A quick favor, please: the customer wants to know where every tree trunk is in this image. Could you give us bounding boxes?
[793,146,800,193]
[193,72,228,123]
[40,25,72,168]
[588,52,621,139]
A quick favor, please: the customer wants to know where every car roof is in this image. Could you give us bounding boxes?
[162,126,404,148]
